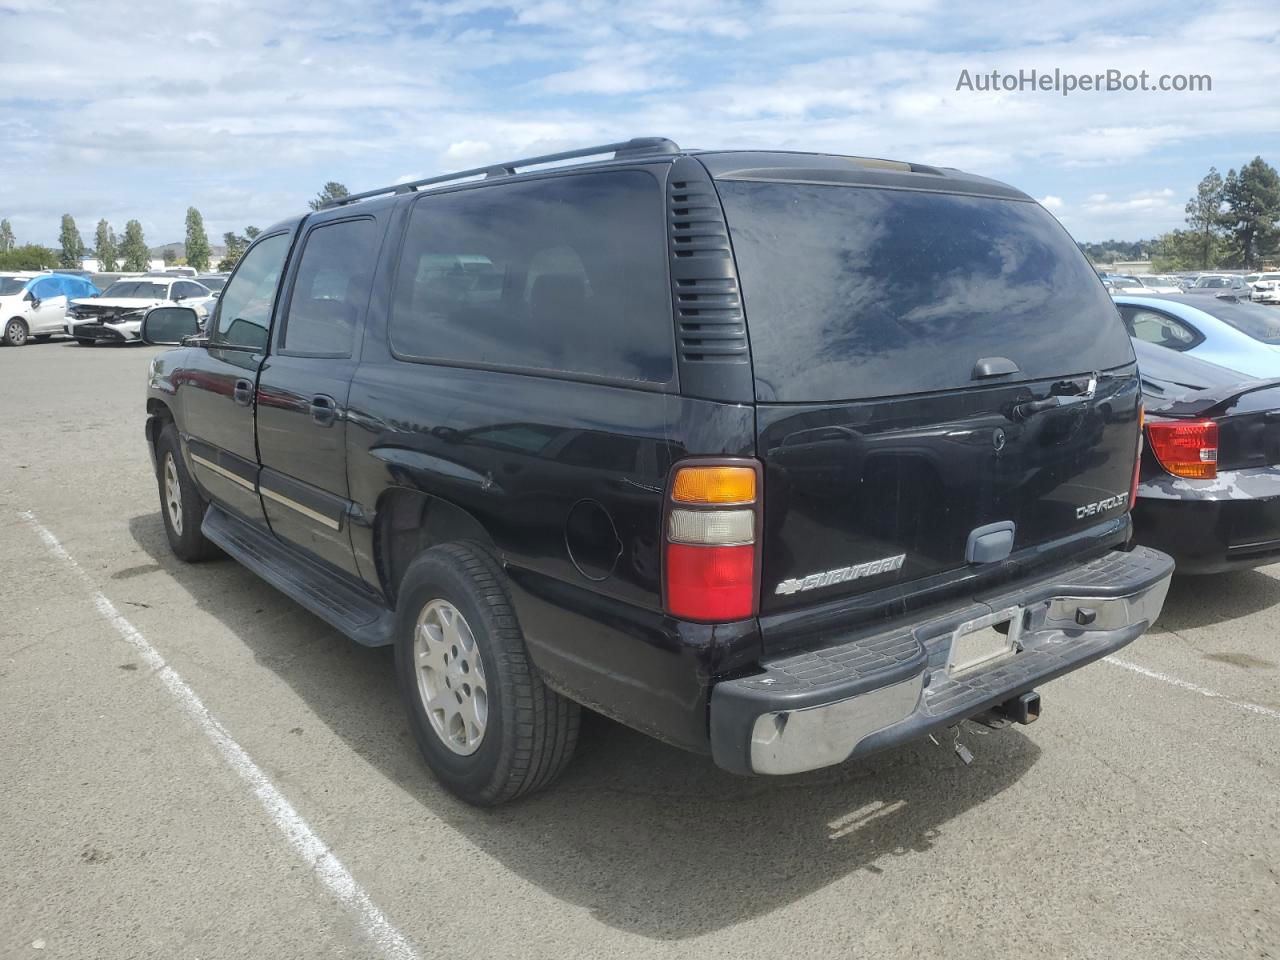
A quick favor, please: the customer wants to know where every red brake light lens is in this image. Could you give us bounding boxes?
[665,543,756,621]
[1146,419,1218,480]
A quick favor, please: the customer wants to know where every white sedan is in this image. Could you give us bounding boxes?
[66,277,214,344]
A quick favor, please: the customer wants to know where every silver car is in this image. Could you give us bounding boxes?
[1112,293,1280,378]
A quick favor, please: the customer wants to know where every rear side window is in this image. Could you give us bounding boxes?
[718,181,1134,401]
[281,218,381,357]
[389,171,673,383]
[1118,307,1202,351]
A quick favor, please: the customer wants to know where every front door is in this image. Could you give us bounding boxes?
[255,215,383,576]
[180,231,294,526]
[26,277,68,334]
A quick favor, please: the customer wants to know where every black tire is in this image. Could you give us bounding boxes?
[395,543,579,805]
[155,423,220,562]
[2,318,28,346]
[75,338,95,346]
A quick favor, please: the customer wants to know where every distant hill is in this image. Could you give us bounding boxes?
[150,241,228,259]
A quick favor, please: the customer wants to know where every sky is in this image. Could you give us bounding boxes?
[1,0,1278,249]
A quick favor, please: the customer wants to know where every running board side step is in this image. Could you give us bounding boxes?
[202,505,395,647]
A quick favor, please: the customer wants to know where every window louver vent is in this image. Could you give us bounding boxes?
[668,178,748,365]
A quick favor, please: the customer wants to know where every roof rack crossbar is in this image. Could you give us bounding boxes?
[323,137,680,209]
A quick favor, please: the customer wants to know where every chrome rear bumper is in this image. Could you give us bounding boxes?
[710,546,1174,776]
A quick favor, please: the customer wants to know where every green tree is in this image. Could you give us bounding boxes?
[1222,157,1280,269]
[309,182,349,211]
[94,219,118,271]
[58,214,85,268]
[215,226,262,271]
[120,219,150,271]
[0,244,60,270]
[0,219,14,253]
[185,206,211,271]
[1151,229,1210,272]
[1184,168,1225,270]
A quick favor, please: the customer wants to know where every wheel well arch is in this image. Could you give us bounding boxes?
[375,488,495,606]
[145,398,176,458]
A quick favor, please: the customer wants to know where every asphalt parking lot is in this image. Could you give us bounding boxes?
[2,340,1278,960]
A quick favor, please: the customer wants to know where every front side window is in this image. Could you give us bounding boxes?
[389,171,673,383]
[213,233,290,350]
[172,281,206,301]
[281,218,380,357]
[0,277,26,296]
[30,277,62,299]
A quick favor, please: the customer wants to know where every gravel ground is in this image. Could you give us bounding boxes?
[2,339,1277,960]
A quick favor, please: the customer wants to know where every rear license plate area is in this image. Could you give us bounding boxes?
[947,606,1022,676]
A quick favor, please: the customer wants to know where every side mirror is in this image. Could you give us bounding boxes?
[142,306,201,345]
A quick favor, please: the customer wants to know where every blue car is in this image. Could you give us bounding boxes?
[1113,294,1280,378]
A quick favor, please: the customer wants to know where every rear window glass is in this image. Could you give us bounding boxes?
[718,181,1134,401]
[1197,298,1280,344]
[389,171,673,384]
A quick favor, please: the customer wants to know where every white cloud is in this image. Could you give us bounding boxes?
[0,0,1277,244]
[1039,195,1064,210]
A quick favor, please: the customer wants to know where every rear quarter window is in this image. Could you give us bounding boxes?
[389,170,674,384]
[717,181,1134,401]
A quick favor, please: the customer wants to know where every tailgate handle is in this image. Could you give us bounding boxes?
[972,357,1020,379]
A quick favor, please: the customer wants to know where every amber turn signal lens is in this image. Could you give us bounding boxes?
[671,466,756,504]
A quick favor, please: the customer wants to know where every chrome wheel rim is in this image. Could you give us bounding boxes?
[7,321,25,345]
[164,453,183,535]
[413,599,488,755]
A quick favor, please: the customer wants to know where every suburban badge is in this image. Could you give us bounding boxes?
[775,554,907,595]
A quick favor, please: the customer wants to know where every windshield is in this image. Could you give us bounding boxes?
[718,181,1133,401]
[1199,299,1280,344]
[199,277,226,291]
[101,281,168,299]
[1195,276,1232,288]
[0,277,29,296]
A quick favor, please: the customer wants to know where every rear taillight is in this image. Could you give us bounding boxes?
[1129,403,1144,509]
[664,462,761,622]
[1146,418,1218,480]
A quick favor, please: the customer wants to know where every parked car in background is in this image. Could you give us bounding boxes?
[1113,294,1280,378]
[1248,272,1280,304]
[1129,337,1280,572]
[1188,274,1251,295]
[66,276,214,345]
[0,272,100,346]
[195,274,228,294]
[140,137,1172,805]
[1135,275,1184,294]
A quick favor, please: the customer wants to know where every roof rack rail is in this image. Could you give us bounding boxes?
[322,137,680,209]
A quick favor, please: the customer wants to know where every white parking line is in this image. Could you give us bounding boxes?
[1104,655,1280,721]
[19,510,421,960]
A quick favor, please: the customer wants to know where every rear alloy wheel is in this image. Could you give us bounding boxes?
[2,318,28,346]
[395,543,579,805]
[413,599,489,755]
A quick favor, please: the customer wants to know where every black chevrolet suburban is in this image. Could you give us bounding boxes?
[142,137,1174,805]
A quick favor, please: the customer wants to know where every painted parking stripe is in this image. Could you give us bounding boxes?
[1104,655,1280,721]
[19,510,421,960]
